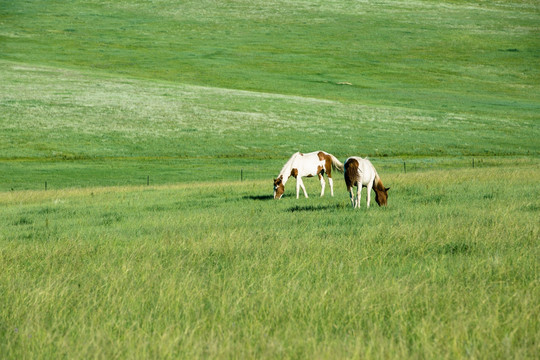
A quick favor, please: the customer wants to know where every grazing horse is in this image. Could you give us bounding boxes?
[344,157,389,208]
[273,151,344,199]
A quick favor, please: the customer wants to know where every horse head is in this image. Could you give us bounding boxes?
[273,175,285,199]
[374,187,390,206]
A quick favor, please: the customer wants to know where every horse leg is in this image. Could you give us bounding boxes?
[319,174,325,197]
[299,178,308,198]
[366,181,373,208]
[348,186,355,208]
[356,185,361,208]
[328,177,334,196]
[296,177,308,198]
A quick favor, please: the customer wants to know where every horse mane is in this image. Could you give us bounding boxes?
[372,168,386,191]
[278,152,300,185]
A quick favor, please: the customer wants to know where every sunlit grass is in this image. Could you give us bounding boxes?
[1,166,538,358]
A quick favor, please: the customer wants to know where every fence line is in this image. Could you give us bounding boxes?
[16,157,517,191]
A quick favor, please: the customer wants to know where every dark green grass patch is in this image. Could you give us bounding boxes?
[1,0,539,115]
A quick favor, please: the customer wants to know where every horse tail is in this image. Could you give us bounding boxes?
[329,154,344,173]
[344,157,359,190]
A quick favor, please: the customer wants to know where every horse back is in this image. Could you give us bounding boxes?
[345,157,376,187]
[292,151,325,176]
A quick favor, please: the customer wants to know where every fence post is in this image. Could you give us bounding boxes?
[403,161,406,174]
[45,181,47,191]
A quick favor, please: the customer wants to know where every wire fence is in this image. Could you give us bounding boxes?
[7,156,537,192]
[375,157,483,174]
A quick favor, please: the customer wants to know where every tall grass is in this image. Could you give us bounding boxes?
[1,166,538,358]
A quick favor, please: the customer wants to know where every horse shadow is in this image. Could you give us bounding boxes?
[243,194,274,201]
[243,195,347,212]
[287,204,345,212]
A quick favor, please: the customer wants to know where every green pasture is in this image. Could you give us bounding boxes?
[1,0,539,358]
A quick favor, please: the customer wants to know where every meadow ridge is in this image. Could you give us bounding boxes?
[1,0,539,358]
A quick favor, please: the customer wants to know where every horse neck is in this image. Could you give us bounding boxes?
[373,174,385,191]
[278,153,299,185]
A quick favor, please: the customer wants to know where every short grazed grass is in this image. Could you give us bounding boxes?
[0,60,537,191]
[1,166,539,359]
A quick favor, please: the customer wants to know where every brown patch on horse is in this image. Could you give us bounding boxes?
[373,177,390,206]
[318,152,334,178]
[290,168,299,178]
[344,158,359,191]
[325,156,334,178]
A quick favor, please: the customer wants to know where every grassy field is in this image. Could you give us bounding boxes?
[1,0,539,358]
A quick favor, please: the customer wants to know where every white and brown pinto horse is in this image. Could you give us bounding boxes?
[273,151,344,199]
[344,157,389,208]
